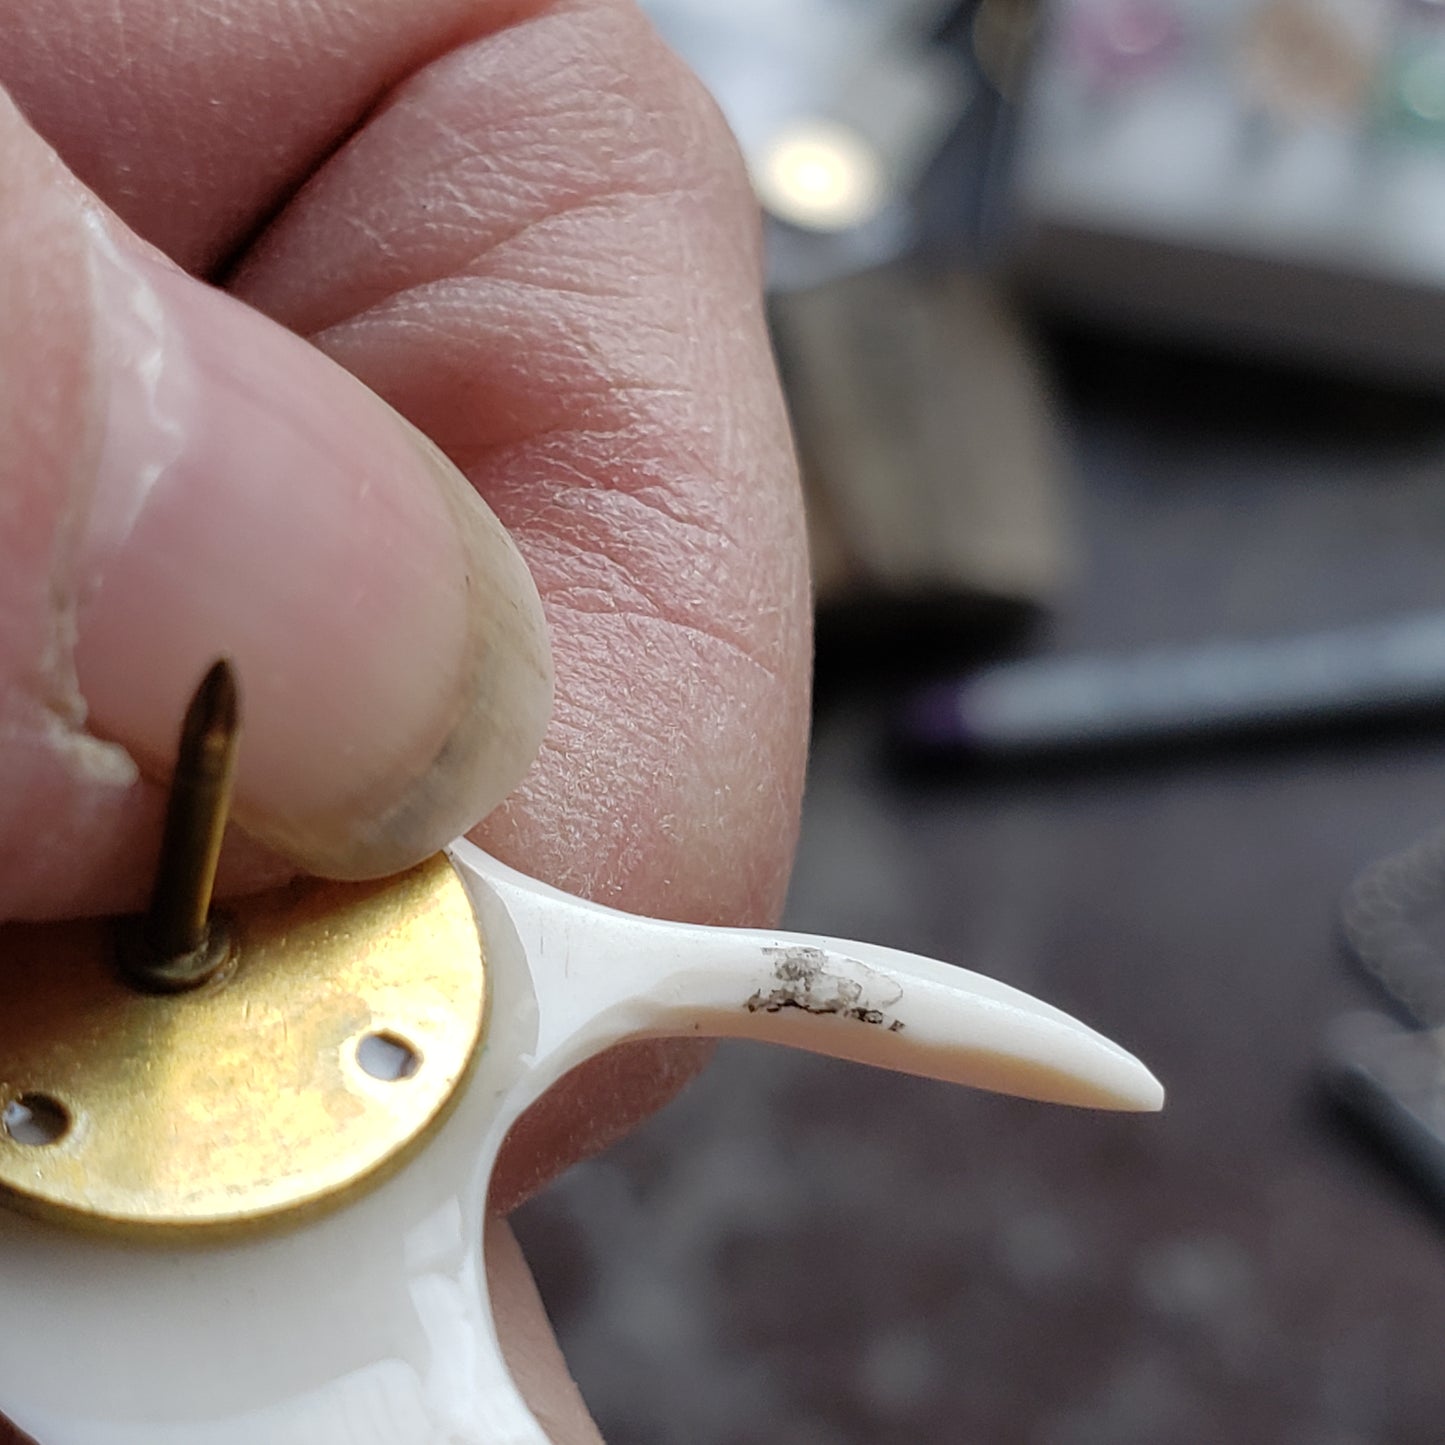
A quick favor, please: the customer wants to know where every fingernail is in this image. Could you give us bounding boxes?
[71,219,553,878]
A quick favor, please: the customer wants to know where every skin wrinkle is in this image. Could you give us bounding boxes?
[359,303,615,423]
[316,290,614,435]
[531,621,786,803]
[467,199,723,297]
[516,479,732,579]
[523,514,776,657]
[452,264,648,306]
[312,278,774,528]
[242,152,670,336]
[304,310,791,682]
[309,137,745,325]
[539,550,781,685]
[232,19,742,328]
[313,249,711,408]
[470,433,727,525]
[552,602,773,701]
[487,590,797,917]
[5,0,563,271]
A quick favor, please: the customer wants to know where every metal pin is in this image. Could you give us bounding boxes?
[119,658,240,993]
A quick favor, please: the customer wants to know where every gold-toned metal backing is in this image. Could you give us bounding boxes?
[0,853,486,1238]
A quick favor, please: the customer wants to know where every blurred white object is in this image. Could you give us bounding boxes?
[753,119,889,231]
[642,0,973,282]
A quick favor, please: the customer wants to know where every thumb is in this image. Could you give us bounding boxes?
[0,89,552,920]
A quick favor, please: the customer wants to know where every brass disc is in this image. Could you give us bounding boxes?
[0,853,485,1237]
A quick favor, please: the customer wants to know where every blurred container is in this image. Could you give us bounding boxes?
[1007,0,1445,383]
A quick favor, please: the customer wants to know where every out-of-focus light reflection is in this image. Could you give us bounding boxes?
[753,121,889,232]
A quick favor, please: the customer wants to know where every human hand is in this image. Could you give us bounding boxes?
[0,1,810,1439]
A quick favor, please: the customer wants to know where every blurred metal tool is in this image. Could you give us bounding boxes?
[1324,1011,1445,1212]
[1325,826,1445,1210]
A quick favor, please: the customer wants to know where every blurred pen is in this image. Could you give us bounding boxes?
[900,612,1445,756]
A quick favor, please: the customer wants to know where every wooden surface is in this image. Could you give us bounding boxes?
[515,332,1445,1445]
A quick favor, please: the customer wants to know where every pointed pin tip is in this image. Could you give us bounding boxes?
[127,656,243,988]
[189,656,239,735]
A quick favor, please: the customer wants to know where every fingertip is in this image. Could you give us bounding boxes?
[71,234,553,880]
[0,107,553,916]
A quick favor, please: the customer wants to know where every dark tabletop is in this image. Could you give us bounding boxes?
[515,331,1445,1445]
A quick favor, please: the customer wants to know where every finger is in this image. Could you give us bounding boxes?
[488,1217,605,1445]
[1,7,804,1441]
[230,1,812,926]
[5,0,809,1418]
[0,1415,34,1445]
[0,0,510,275]
[489,1037,715,1216]
[1,0,811,928]
[0,91,552,919]
[224,1,811,1202]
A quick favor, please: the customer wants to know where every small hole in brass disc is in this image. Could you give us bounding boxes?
[357,1031,422,1082]
[3,1095,70,1148]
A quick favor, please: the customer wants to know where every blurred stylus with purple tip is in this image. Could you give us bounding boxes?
[900,611,1445,758]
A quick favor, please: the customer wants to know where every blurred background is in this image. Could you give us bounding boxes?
[514,3,1445,1440]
